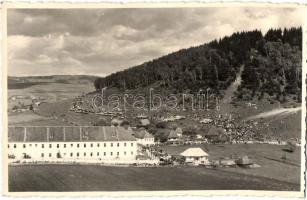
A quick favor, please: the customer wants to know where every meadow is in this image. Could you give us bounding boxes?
[159,144,301,184]
[9,164,299,192]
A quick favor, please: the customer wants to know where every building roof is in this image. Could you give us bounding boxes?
[180,148,209,157]
[8,126,136,142]
[134,128,154,139]
[140,119,150,126]
[168,129,179,139]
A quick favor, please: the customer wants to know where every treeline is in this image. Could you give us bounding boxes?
[94,27,302,102]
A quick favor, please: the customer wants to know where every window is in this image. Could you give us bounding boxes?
[97,152,99,156]
[84,143,86,148]
[90,143,93,147]
[70,153,73,157]
[49,153,52,157]
[117,143,119,147]
[64,144,66,148]
[57,144,60,148]
[71,144,73,147]
[84,152,86,157]
[131,151,133,155]
[77,144,80,148]
[117,152,119,156]
[29,144,32,147]
[14,144,16,148]
[111,143,113,147]
[124,152,126,156]
[103,152,106,156]
[41,153,44,157]
[42,144,44,148]
[104,143,106,147]
[7,144,9,148]
[110,152,113,156]
[131,143,133,147]
[23,144,26,148]
[77,153,79,157]
[35,144,38,147]
[97,143,100,147]
[49,144,52,148]
[124,143,126,147]
[90,152,93,157]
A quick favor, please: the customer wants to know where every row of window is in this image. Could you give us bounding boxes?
[41,151,134,157]
[9,142,134,149]
[141,138,154,141]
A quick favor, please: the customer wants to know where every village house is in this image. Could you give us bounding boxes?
[133,128,155,146]
[7,126,137,162]
[167,127,183,142]
[180,147,210,165]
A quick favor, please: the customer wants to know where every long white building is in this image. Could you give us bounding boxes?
[8,126,137,162]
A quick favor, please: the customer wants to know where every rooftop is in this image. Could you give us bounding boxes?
[180,147,209,157]
[8,126,136,142]
[134,128,154,139]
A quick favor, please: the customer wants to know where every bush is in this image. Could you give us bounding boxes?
[156,121,167,129]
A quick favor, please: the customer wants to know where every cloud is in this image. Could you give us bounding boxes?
[7,7,303,76]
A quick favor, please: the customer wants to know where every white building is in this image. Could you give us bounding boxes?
[180,147,209,165]
[7,126,137,163]
[133,128,155,146]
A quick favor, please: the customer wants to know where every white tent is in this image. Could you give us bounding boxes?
[180,148,208,157]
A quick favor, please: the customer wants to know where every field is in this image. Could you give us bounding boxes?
[8,111,71,126]
[159,144,301,184]
[8,82,94,103]
[8,112,50,125]
[8,75,97,106]
[7,76,97,126]
[9,165,299,192]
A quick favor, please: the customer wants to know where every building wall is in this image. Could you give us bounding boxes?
[185,156,209,165]
[8,141,137,161]
[137,138,155,146]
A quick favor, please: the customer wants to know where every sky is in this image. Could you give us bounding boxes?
[7,7,303,77]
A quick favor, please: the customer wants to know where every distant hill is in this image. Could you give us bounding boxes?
[8,74,100,82]
[94,27,302,103]
[8,75,100,89]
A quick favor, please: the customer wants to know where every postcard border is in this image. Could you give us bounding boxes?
[1,2,306,197]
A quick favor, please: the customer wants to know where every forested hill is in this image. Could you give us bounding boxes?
[94,27,302,102]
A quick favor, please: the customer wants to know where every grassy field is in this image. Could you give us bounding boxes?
[8,112,50,125]
[8,82,94,103]
[8,76,96,126]
[159,144,301,184]
[8,111,72,126]
[9,165,299,192]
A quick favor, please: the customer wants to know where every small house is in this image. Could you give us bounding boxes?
[235,156,253,166]
[168,129,179,142]
[134,128,155,146]
[180,147,209,165]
